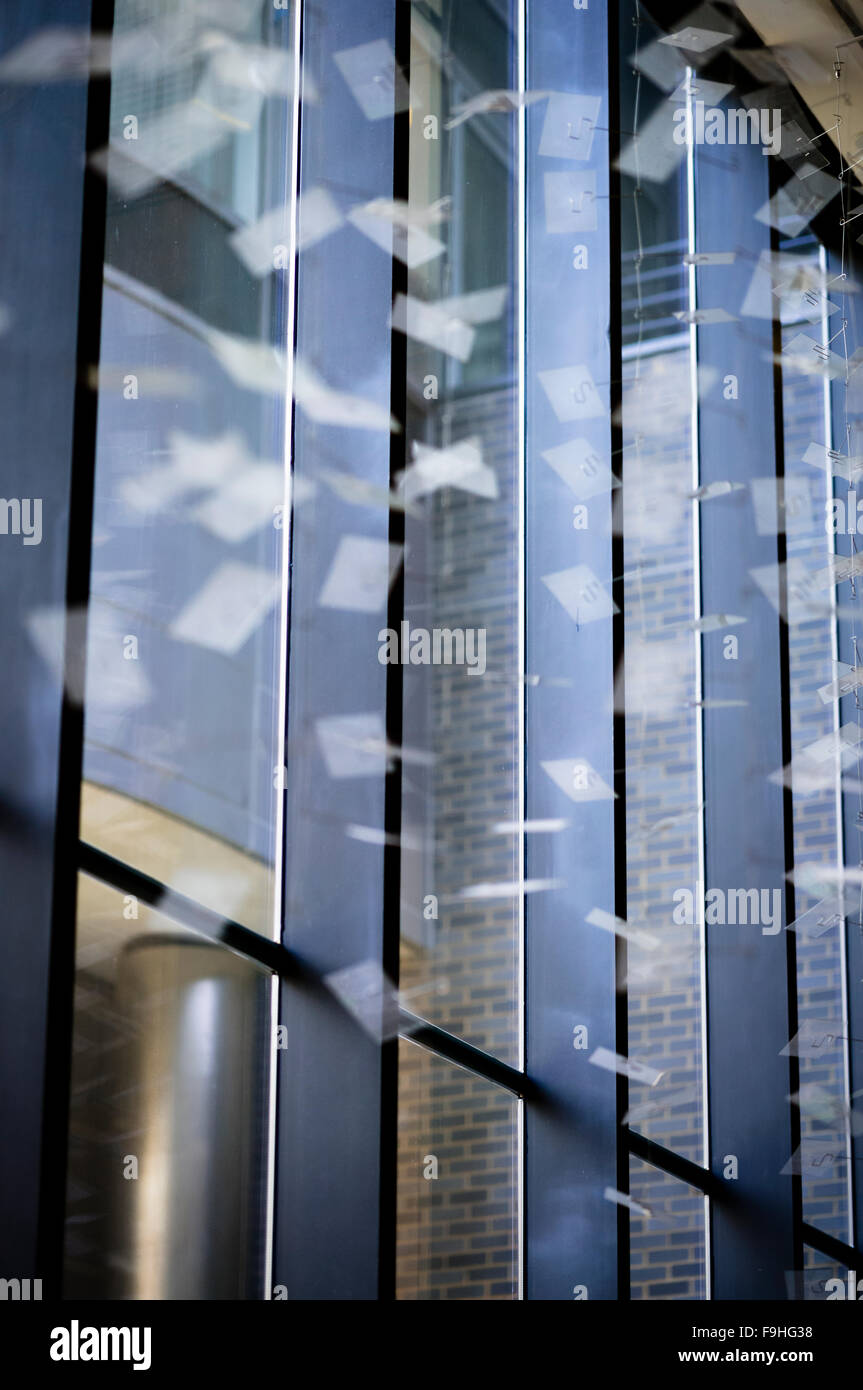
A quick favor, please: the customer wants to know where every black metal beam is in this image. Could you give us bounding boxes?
[376,0,412,1305]
[0,0,111,1298]
[627,1129,725,1202]
[79,842,304,980]
[405,1015,535,1100]
[801,1220,863,1273]
[40,0,117,1300]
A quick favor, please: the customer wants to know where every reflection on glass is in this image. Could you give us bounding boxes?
[395,0,520,1060]
[109,0,267,225]
[629,1156,706,1300]
[397,1038,518,1300]
[798,1247,850,1301]
[619,19,704,1165]
[78,0,293,937]
[780,240,852,1248]
[622,340,705,1164]
[619,14,689,348]
[64,874,271,1299]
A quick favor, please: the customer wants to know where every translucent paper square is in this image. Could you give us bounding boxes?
[537,94,602,160]
[589,1045,665,1086]
[325,960,417,1042]
[541,564,618,625]
[168,562,281,656]
[538,365,605,422]
[315,713,390,779]
[391,294,475,362]
[333,40,409,120]
[543,170,597,233]
[755,171,840,239]
[542,438,618,501]
[542,758,616,803]
[318,536,402,613]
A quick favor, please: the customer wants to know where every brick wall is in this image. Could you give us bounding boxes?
[397,384,519,1299]
[396,336,852,1299]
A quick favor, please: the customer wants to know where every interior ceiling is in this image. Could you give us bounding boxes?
[736,0,863,184]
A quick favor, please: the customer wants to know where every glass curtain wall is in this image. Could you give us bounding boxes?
[8,0,860,1299]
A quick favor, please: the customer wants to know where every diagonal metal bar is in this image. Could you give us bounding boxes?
[801,1220,863,1272]
[403,1014,535,1100]
[79,841,305,980]
[627,1127,725,1201]
[79,841,531,1100]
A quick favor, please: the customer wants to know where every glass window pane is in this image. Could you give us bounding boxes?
[397,1038,519,1299]
[629,1155,707,1301]
[64,873,272,1299]
[623,393,706,1162]
[395,0,521,1061]
[781,238,853,1248]
[794,1247,853,1301]
[78,0,293,937]
[780,239,851,1246]
[618,12,688,347]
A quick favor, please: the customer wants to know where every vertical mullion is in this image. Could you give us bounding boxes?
[523,0,620,1301]
[43,0,116,1298]
[262,0,304,1306]
[827,242,863,1253]
[683,73,711,1289]
[273,0,400,1300]
[516,0,528,1306]
[684,67,713,1295]
[607,0,630,1303]
[771,208,805,1289]
[694,138,800,1300]
[378,0,411,1305]
[0,0,111,1294]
